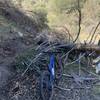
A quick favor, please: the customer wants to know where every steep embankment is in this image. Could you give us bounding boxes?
[0,1,41,88]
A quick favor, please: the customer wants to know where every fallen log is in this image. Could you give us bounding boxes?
[43,43,100,55]
[75,43,100,54]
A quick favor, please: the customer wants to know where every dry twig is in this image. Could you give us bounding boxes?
[89,22,100,43]
[73,0,81,43]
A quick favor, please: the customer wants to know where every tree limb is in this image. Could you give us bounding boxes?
[73,0,81,43]
[89,22,100,43]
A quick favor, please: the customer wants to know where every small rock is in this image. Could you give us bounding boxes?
[18,32,24,37]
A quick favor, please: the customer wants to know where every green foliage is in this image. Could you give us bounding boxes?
[32,8,48,31]
[12,0,48,31]
[47,0,86,27]
[48,0,86,13]
[29,1,48,31]
[15,47,37,73]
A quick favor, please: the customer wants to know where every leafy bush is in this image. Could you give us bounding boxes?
[47,0,86,13]
[32,8,48,31]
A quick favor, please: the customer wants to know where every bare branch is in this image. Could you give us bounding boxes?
[91,34,98,44]
[89,22,100,43]
[73,0,81,43]
[86,27,94,43]
[63,25,74,42]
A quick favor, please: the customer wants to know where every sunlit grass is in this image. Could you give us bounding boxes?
[1,0,100,43]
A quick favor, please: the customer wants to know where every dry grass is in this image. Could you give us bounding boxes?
[47,0,100,43]
[4,0,100,44]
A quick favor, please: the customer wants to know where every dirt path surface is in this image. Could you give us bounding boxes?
[0,35,36,99]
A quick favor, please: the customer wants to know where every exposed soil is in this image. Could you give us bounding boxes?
[0,35,36,99]
[0,34,100,100]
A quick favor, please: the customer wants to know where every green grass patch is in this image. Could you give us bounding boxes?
[15,47,37,73]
